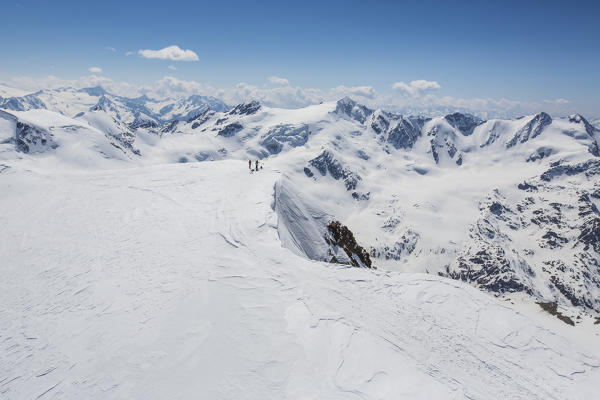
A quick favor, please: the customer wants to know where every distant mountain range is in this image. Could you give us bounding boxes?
[0,85,229,125]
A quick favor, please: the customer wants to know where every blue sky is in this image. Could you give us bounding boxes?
[1,0,599,116]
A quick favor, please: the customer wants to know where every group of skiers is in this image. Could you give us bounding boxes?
[249,159,262,172]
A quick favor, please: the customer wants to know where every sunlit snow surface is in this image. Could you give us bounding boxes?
[1,161,599,399]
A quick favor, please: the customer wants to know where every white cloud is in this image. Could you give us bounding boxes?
[331,85,376,99]
[392,80,441,96]
[104,46,116,52]
[268,76,289,86]
[88,67,103,73]
[125,51,134,56]
[544,98,570,105]
[138,45,199,62]
[168,65,178,71]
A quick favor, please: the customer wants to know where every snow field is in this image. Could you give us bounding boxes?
[1,161,598,399]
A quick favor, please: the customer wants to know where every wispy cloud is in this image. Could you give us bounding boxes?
[168,65,178,71]
[268,76,289,86]
[392,80,441,96]
[544,98,570,105]
[125,51,134,56]
[104,46,116,52]
[332,85,376,99]
[88,67,103,73]
[138,45,199,62]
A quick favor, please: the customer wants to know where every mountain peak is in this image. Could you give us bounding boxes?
[228,100,261,116]
[334,97,373,124]
[444,112,484,136]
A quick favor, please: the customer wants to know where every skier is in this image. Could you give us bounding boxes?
[255,160,259,171]
[248,160,252,170]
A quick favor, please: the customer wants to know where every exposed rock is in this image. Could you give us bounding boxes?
[16,121,57,153]
[260,124,310,154]
[356,149,370,160]
[448,246,534,295]
[536,302,575,326]
[351,191,370,201]
[444,112,483,136]
[325,220,373,268]
[228,101,261,116]
[506,112,552,148]
[218,123,244,137]
[370,230,420,261]
[308,150,361,191]
[188,110,215,129]
[0,94,47,111]
[568,114,597,137]
[517,182,538,191]
[161,120,179,134]
[129,119,159,130]
[334,97,373,124]
[387,117,424,149]
[370,111,391,134]
[540,159,600,181]
[429,126,462,165]
[527,146,554,162]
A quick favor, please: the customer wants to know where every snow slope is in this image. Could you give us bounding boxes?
[1,161,599,399]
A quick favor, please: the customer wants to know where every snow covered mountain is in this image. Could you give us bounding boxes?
[0,86,229,125]
[1,95,599,398]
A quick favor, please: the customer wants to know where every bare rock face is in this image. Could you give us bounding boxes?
[16,121,57,153]
[444,112,483,136]
[325,220,373,268]
[540,159,600,181]
[506,112,552,148]
[428,125,464,165]
[260,124,310,154]
[334,97,373,124]
[369,110,426,150]
[306,150,361,191]
[228,101,261,116]
[188,110,215,130]
[217,123,244,137]
[370,229,420,261]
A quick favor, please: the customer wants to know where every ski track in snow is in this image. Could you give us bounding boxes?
[0,161,599,399]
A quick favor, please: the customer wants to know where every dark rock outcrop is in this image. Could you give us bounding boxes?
[218,123,244,137]
[308,150,361,191]
[444,112,483,136]
[506,112,552,148]
[540,160,600,181]
[16,121,57,153]
[334,97,373,124]
[228,101,261,116]
[260,124,310,154]
[325,220,373,268]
